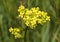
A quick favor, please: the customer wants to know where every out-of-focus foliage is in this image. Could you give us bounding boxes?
[0,0,60,42]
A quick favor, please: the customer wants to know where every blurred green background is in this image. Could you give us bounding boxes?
[0,0,60,42]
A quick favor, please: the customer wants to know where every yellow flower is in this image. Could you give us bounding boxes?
[19,12,25,18]
[14,28,20,32]
[46,16,50,21]
[25,21,29,26]
[38,19,43,24]
[18,5,25,12]
[18,5,50,29]
[9,27,22,39]
[31,7,39,13]
[25,10,32,15]
[9,27,13,32]
[11,31,15,34]
[15,33,22,39]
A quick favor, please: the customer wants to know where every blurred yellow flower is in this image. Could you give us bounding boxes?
[9,27,13,32]
[9,27,22,39]
[14,28,20,32]
[15,33,22,39]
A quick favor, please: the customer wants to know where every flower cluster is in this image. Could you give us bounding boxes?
[18,5,50,29]
[9,27,22,39]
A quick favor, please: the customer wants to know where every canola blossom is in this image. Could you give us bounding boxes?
[9,27,22,39]
[18,5,50,29]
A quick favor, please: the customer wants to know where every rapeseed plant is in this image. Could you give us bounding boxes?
[9,5,50,39]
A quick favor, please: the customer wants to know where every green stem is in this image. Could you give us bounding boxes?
[27,0,31,8]
[35,0,39,6]
[24,27,28,42]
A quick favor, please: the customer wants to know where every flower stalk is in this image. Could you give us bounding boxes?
[24,27,28,42]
